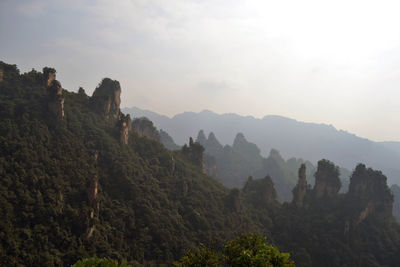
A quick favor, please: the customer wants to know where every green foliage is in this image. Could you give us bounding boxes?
[174,233,295,267]
[0,62,248,266]
[72,257,129,267]
[1,61,400,267]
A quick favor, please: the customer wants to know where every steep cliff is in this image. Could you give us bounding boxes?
[348,164,393,225]
[132,117,160,141]
[243,176,277,208]
[292,164,309,208]
[44,68,64,119]
[312,159,341,199]
[91,78,121,121]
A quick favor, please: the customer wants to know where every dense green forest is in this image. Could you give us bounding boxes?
[0,61,400,266]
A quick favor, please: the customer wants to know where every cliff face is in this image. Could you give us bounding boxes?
[243,176,277,207]
[91,78,121,121]
[313,159,341,199]
[348,164,393,224]
[292,164,309,208]
[44,68,64,119]
[119,115,132,145]
[132,117,160,141]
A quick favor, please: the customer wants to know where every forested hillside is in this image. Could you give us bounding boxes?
[1,61,400,267]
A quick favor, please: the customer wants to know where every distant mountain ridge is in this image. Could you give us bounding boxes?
[123,106,400,185]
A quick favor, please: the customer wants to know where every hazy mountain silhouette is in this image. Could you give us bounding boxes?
[123,107,400,185]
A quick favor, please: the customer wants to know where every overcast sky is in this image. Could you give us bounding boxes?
[1,0,400,141]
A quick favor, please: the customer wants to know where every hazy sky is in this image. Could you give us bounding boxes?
[1,0,400,142]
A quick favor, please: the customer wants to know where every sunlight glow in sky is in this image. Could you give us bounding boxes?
[1,0,400,141]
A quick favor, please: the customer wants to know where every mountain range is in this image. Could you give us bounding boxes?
[2,60,400,266]
[123,107,400,185]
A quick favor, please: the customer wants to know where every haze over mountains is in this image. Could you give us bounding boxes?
[123,106,400,185]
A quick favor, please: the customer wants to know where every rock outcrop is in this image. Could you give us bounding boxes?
[132,117,160,141]
[44,68,64,119]
[243,176,277,207]
[91,78,121,121]
[204,154,217,178]
[87,152,99,239]
[313,159,341,199]
[348,164,393,225]
[119,114,132,145]
[226,188,242,213]
[292,164,309,208]
[0,67,3,83]
[182,137,206,173]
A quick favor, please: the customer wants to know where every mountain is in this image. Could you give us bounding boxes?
[0,62,251,265]
[123,107,400,185]
[195,130,350,202]
[2,61,400,267]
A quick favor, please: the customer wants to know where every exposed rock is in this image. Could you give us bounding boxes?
[0,67,3,82]
[88,174,98,205]
[43,67,56,87]
[87,152,99,239]
[119,114,132,145]
[91,78,121,121]
[132,117,160,141]
[243,175,277,207]
[204,154,217,178]
[348,164,393,225]
[45,68,64,119]
[226,188,242,213]
[182,137,206,173]
[292,164,308,208]
[313,159,341,199]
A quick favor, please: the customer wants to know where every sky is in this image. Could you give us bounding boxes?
[1,0,400,142]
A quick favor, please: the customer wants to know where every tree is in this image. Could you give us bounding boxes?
[72,257,128,267]
[174,233,295,267]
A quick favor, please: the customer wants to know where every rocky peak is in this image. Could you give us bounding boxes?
[44,67,64,119]
[269,149,284,161]
[313,159,341,199]
[91,78,121,121]
[348,164,393,224]
[232,133,260,157]
[132,117,160,141]
[43,67,56,87]
[292,164,309,208]
[196,130,207,146]
[207,132,223,148]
